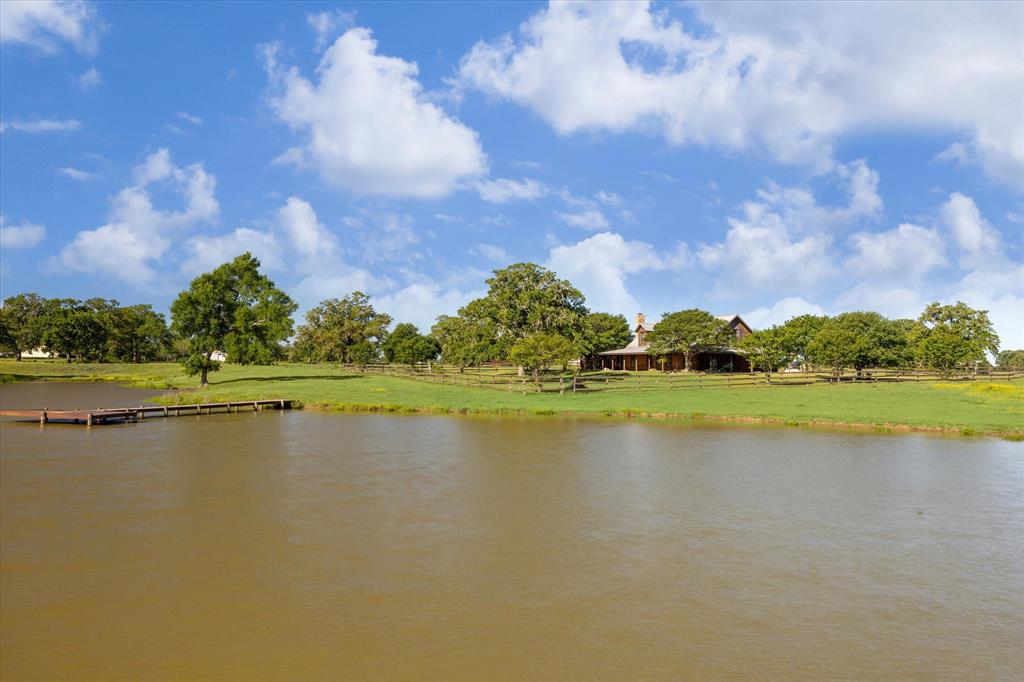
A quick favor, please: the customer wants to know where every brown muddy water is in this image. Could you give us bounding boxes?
[1,383,1022,680]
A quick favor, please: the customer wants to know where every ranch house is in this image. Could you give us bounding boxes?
[589,313,753,372]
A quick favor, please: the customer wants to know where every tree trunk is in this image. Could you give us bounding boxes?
[200,367,209,386]
[200,350,212,386]
[684,351,692,372]
[15,351,21,361]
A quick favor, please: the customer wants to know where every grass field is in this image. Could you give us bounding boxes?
[2,360,1022,438]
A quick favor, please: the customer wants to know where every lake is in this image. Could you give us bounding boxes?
[1,382,1022,680]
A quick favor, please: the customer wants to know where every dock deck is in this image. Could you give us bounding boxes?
[0,399,293,425]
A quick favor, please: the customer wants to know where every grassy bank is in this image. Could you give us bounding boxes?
[2,360,1022,438]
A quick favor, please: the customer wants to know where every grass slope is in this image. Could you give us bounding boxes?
[2,360,1022,438]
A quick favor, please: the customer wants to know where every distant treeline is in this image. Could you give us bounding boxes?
[3,253,1022,384]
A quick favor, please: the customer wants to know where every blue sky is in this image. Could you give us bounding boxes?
[1,1,1022,347]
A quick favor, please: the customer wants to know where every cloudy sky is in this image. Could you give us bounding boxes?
[1,1,1021,347]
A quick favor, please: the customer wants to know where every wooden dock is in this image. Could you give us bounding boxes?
[0,399,293,425]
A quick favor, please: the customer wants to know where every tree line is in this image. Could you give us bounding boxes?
[2,252,1020,385]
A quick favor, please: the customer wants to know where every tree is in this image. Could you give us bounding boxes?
[0,293,48,360]
[292,291,391,364]
[917,301,999,369]
[586,312,632,353]
[106,304,171,362]
[507,333,578,386]
[646,309,735,371]
[170,253,296,385]
[430,313,497,370]
[738,327,792,379]
[806,312,911,375]
[382,323,440,366]
[996,350,1024,370]
[806,324,859,376]
[776,314,828,369]
[468,263,590,358]
[38,299,107,362]
[917,327,975,376]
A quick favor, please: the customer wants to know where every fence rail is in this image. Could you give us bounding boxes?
[341,363,1024,395]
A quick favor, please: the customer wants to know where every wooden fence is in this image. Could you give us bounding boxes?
[342,363,1024,395]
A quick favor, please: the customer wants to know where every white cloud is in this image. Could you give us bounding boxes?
[263,28,486,198]
[58,166,97,181]
[55,149,219,283]
[176,111,203,126]
[0,118,81,134]
[469,243,508,262]
[307,9,354,51]
[182,227,281,277]
[845,223,946,282]
[557,208,609,231]
[547,231,687,314]
[75,66,102,91]
[0,0,100,55]
[0,217,45,249]
[743,297,826,329]
[941,192,1002,268]
[697,160,881,294]
[375,283,479,332]
[476,177,548,203]
[278,196,340,270]
[459,0,1024,185]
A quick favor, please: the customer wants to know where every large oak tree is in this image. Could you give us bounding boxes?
[171,253,296,385]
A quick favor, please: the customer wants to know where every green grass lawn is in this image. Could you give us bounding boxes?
[2,360,1022,438]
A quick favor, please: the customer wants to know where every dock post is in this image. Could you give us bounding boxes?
[86,413,93,426]
[163,407,168,417]
[279,399,285,410]
[40,411,47,425]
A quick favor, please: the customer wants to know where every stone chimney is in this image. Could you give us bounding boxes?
[636,313,646,327]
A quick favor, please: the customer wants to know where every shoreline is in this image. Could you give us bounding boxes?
[283,400,1023,440]
[3,363,1022,441]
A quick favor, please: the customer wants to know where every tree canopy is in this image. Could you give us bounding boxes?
[171,253,296,385]
[0,293,47,360]
[508,333,578,385]
[738,327,792,377]
[586,312,632,353]
[996,350,1024,370]
[470,263,590,356]
[646,309,735,371]
[292,291,391,364]
[915,301,999,370]
[430,313,497,369]
[382,323,440,366]
[776,314,828,366]
[807,311,911,374]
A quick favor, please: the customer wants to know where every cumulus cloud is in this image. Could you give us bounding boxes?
[557,208,609,231]
[747,298,828,329]
[845,223,946,282]
[0,118,81,134]
[75,66,102,91]
[476,177,548,203]
[55,148,218,283]
[375,283,480,332]
[743,297,827,329]
[0,0,101,55]
[307,9,354,51]
[182,227,282,277]
[263,28,486,198]
[0,217,45,249]
[459,0,1024,184]
[697,160,881,295]
[941,192,1002,268]
[547,231,687,314]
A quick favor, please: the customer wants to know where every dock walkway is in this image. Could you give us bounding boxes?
[0,399,293,425]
